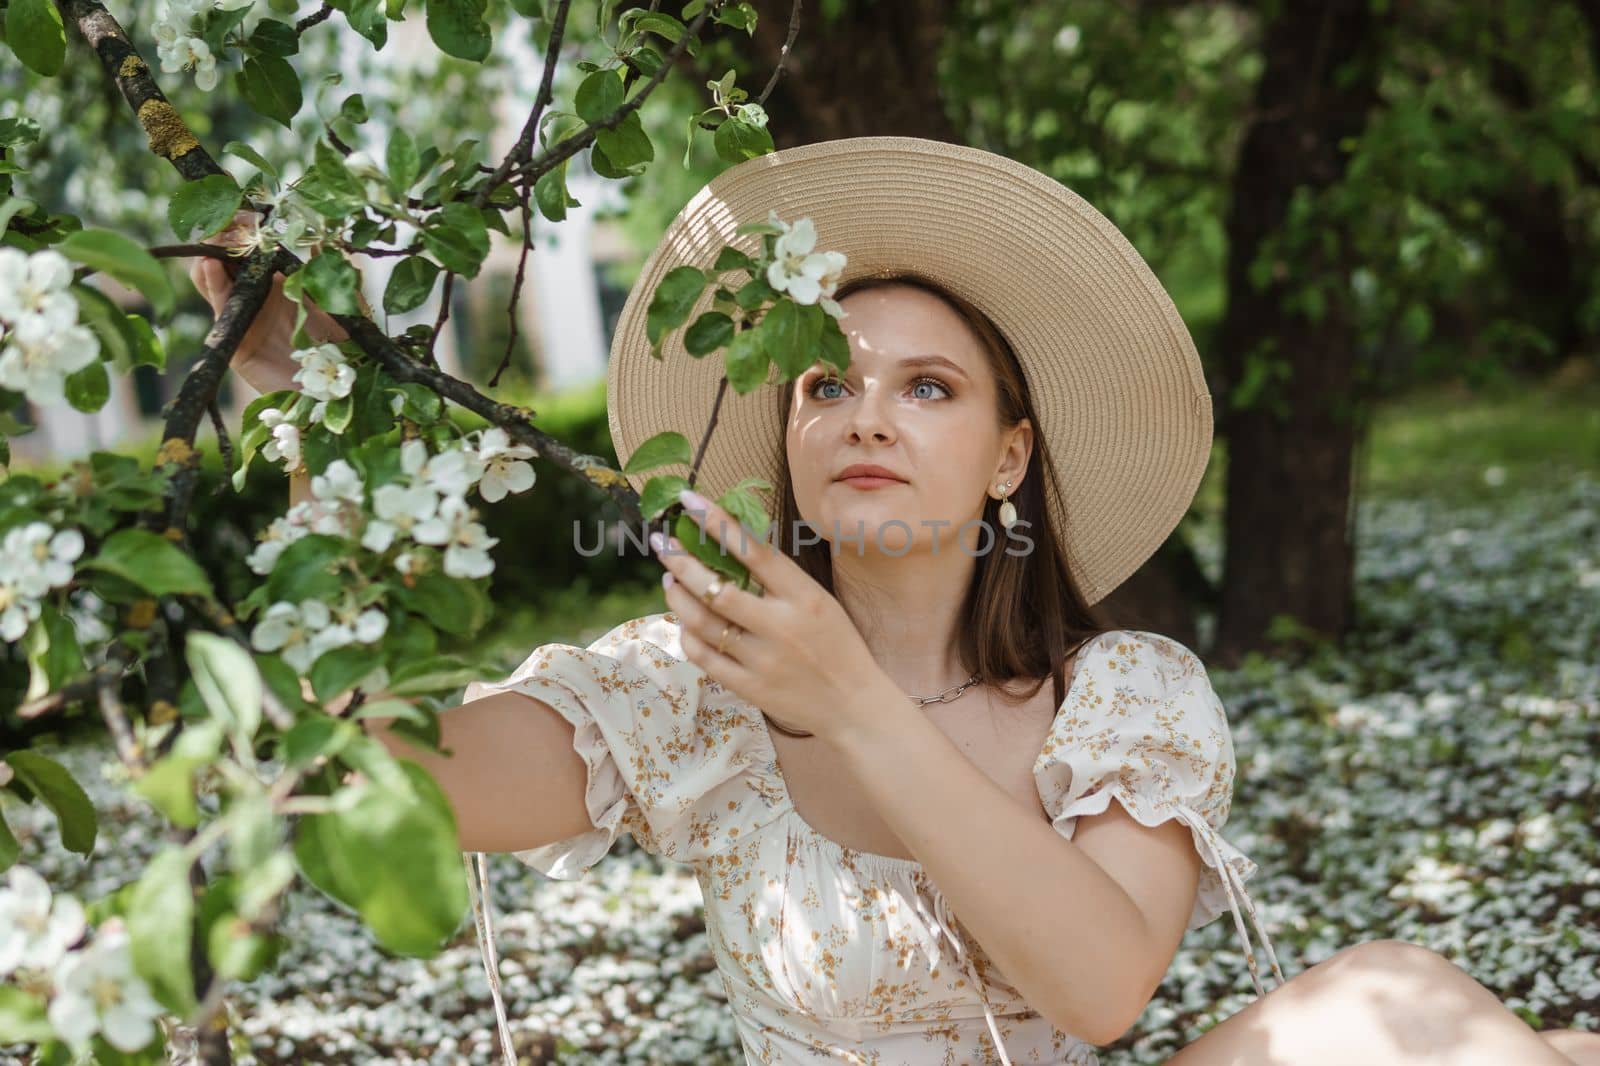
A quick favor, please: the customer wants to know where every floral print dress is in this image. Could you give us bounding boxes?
[460,612,1288,1065]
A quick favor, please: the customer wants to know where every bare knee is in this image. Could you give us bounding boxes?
[1294,938,1458,993]
[1541,1028,1600,1066]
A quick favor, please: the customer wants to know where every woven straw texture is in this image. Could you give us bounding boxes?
[604,135,1212,605]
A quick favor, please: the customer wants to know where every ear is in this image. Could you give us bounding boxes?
[994,418,1033,490]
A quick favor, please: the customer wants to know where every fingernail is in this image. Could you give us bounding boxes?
[680,488,708,511]
[662,572,674,590]
[649,531,664,552]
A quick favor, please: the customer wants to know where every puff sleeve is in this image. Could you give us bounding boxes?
[460,610,785,880]
[1033,629,1288,997]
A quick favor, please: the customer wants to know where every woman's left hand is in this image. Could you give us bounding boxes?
[651,488,886,744]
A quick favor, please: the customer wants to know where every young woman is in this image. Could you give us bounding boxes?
[193,137,1599,1065]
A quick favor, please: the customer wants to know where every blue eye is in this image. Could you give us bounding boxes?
[807,375,952,400]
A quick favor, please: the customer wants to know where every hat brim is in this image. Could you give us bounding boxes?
[605,135,1213,605]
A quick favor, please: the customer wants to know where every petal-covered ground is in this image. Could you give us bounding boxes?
[4,474,1596,1065]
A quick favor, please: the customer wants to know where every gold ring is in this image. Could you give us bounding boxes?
[716,622,739,655]
[699,576,725,608]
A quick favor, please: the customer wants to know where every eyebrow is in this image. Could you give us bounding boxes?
[814,354,971,381]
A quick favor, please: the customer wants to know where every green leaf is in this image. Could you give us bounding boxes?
[247,18,300,56]
[310,643,383,702]
[127,847,198,1015]
[63,360,110,413]
[425,0,492,61]
[222,141,279,182]
[264,533,347,602]
[0,986,54,1045]
[673,511,749,587]
[761,297,824,379]
[83,529,215,598]
[393,573,490,636]
[293,761,469,956]
[131,720,224,829]
[621,429,692,475]
[70,282,138,372]
[302,249,363,315]
[385,656,480,696]
[386,128,419,193]
[382,255,440,314]
[719,482,773,540]
[420,201,490,277]
[0,810,19,871]
[646,265,709,348]
[58,229,176,318]
[683,310,735,357]
[169,174,244,242]
[594,111,653,171]
[5,751,97,856]
[723,325,770,393]
[533,161,580,223]
[713,114,774,163]
[237,55,303,129]
[639,473,690,521]
[322,392,355,434]
[574,68,624,123]
[332,0,389,47]
[22,604,83,702]
[186,632,263,742]
[5,0,66,77]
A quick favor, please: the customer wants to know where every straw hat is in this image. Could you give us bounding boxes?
[603,135,1213,606]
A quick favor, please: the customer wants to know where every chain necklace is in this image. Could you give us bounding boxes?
[764,670,984,738]
[908,671,983,706]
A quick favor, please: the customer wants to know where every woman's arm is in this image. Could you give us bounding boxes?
[358,692,601,855]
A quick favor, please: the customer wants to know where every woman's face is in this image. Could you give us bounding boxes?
[785,283,1031,557]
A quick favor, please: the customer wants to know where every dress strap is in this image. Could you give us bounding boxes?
[929,887,1014,1066]
[464,852,518,1065]
[1172,808,1287,998]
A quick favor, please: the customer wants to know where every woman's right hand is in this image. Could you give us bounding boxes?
[188,208,350,396]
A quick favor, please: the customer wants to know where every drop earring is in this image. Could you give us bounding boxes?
[996,480,1017,530]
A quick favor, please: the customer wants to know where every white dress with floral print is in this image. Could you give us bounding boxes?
[461,612,1288,1065]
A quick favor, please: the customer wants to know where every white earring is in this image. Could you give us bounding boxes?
[997,480,1017,530]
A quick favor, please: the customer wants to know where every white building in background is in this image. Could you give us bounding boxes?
[10,14,627,467]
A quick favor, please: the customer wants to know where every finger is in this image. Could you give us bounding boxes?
[654,533,766,635]
[661,566,752,661]
[676,490,795,598]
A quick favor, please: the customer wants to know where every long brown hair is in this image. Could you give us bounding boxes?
[763,270,1116,737]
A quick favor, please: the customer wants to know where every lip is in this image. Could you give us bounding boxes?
[835,464,907,483]
[837,476,904,489]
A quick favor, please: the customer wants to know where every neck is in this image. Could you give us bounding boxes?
[828,545,978,698]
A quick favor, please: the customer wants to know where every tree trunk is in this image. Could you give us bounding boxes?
[1212,1,1385,665]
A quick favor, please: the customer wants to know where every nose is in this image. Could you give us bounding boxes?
[845,380,897,445]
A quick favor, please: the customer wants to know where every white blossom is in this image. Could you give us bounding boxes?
[764,212,847,317]
[46,920,166,1054]
[420,447,485,498]
[0,522,84,641]
[250,599,333,672]
[258,407,302,472]
[311,459,364,505]
[412,495,497,579]
[0,248,100,406]
[0,865,86,978]
[470,428,537,503]
[291,343,356,403]
[361,481,440,553]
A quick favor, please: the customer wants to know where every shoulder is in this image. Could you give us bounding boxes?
[1090,628,1214,692]
[582,610,688,667]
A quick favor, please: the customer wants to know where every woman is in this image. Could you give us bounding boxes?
[194,137,1598,1065]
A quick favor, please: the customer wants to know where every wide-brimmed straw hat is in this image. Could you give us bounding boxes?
[603,135,1213,605]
